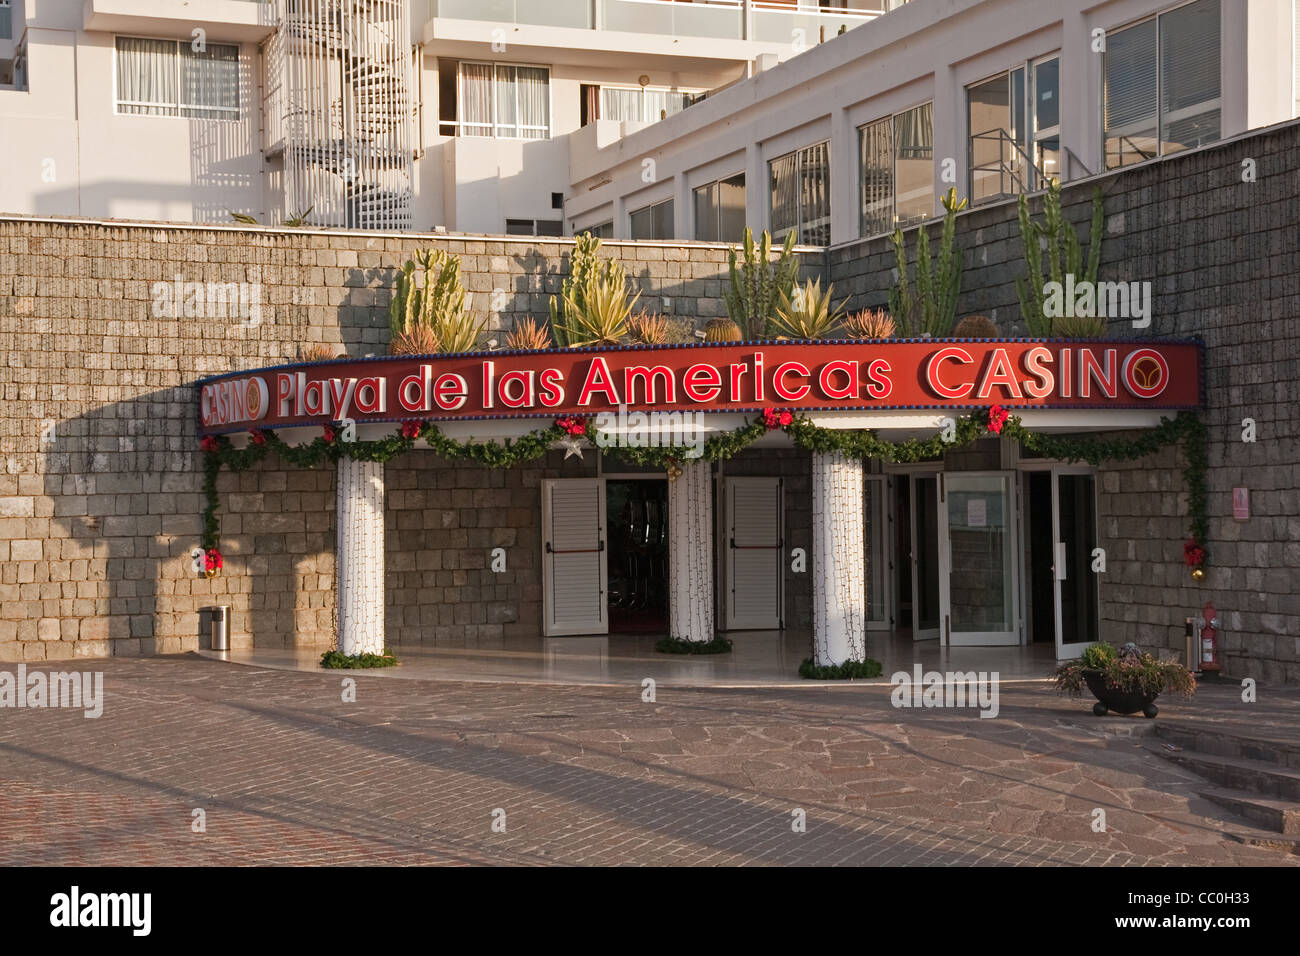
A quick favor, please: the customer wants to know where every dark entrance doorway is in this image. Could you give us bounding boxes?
[1027,471,1055,643]
[605,480,668,633]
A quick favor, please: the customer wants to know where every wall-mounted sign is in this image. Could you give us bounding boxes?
[1233,487,1250,520]
[196,340,1205,432]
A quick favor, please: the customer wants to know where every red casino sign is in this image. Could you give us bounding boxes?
[197,339,1204,432]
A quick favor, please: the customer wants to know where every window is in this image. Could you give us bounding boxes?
[1104,0,1220,170]
[693,174,746,242]
[598,86,697,124]
[967,55,1057,204]
[0,0,10,41]
[630,199,674,240]
[115,37,239,118]
[769,141,830,246]
[858,102,933,237]
[506,219,563,236]
[582,221,615,239]
[459,62,549,139]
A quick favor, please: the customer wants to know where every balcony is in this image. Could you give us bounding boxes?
[424,0,891,45]
[82,0,276,44]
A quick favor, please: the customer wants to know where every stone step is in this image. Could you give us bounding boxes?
[1154,747,1300,800]
[1155,723,1300,770]
[1198,787,1300,836]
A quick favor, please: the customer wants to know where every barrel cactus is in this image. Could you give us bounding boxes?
[703,317,743,342]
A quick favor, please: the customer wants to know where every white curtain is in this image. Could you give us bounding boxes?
[494,64,517,137]
[600,87,641,123]
[116,38,178,115]
[181,44,239,119]
[460,62,493,136]
[516,66,548,139]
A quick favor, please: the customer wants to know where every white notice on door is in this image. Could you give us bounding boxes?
[967,498,987,528]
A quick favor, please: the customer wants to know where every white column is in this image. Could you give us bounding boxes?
[668,459,715,642]
[336,457,385,656]
[812,451,866,666]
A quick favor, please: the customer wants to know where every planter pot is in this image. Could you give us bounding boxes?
[1082,668,1159,718]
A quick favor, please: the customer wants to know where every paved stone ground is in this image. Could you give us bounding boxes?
[0,656,1295,866]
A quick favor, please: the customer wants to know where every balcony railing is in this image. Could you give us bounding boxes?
[426,0,891,43]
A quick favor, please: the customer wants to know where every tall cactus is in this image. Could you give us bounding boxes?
[388,249,481,354]
[1016,180,1105,336]
[888,187,966,336]
[724,228,800,339]
[549,232,608,347]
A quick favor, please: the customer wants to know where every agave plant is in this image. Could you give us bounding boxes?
[1052,313,1107,338]
[845,308,896,340]
[298,342,338,362]
[556,269,640,347]
[771,278,849,340]
[388,249,485,354]
[388,325,442,356]
[503,316,552,351]
[627,310,675,346]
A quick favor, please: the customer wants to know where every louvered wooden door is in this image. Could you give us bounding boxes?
[541,479,608,636]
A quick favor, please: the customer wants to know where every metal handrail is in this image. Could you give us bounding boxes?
[969,127,1049,201]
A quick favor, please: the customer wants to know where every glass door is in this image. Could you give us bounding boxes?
[909,473,941,641]
[941,472,1019,646]
[1053,469,1100,658]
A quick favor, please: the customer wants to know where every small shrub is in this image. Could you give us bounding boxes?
[845,308,896,339]
[320,649,398,669]
[298,343,338,362]
[627,310,677,345]
[388,324,441,356]
[655,636,734,655]
[799,657,884,680]
[503,316,552,351]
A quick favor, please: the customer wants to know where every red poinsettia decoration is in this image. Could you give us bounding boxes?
[249,429,267,446]
[986,405,1010,434]
[204,549,223,573]
[400,420,423,440]
[199,435,219,453]
[1184,538,1206,568]
[322,425,337,444]
[555,415,587,436]
[763,408,794,430]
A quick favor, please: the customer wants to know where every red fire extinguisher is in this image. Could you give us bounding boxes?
[1199,601,1221,673]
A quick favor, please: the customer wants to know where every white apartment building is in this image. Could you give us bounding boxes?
[0,0,901,232]
[0,0,1295,241]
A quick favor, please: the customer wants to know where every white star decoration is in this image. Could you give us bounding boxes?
[560,435,585,460]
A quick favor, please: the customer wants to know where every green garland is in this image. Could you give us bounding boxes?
[197,408,1209,571]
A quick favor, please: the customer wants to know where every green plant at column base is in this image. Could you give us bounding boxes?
[655,636,734,655]
[799,657,884,680]
[724,227,800,339]
[320,649,399,669]
[888,187,967,336]
[1016,180,1105,337]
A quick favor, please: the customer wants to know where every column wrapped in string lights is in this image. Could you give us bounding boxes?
[812,451,866,665]
[336,457,386,655]
[667,459,715,642]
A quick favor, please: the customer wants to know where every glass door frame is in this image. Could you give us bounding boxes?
[889,464,943,642]
[1050,465,1101,659]
[939,470,1022,647]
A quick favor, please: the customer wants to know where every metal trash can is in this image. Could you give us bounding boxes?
[211,605,230,651]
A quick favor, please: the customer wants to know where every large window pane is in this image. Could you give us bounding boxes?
[517,66,549,138]
[116,38,180,116]
[968,74,1012,202]
[717,173,746,243]
[1159,0,1220,155]
[1104,19,1158,168]
[460,62,494,136]
[799,141,830,245]
[600,87,641,122]
[494,65,518,137]
[769,152,799,242]
[181,43,239,119]
[894,103,932,228]
[630,199,673,240]
[858,117,893,237]
[693,183,719,242]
